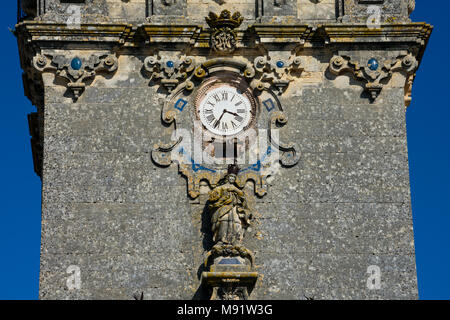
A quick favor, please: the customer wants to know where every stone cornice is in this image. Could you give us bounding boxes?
[16,21,432,109]
[15,22,134,44]
[249,25,312,44]
[322,23,433,67]
[15,22,433,49]
[140,25,203,44]
[322,23,433,45]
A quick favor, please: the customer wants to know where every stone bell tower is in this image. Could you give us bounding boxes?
[16,0,431,299]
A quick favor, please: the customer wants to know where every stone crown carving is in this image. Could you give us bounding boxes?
[205,10,244,54]
[205,10,244,29]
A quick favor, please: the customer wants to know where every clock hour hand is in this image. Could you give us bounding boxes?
[225,110,239,117]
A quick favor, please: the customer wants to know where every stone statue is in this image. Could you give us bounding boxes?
[202,165,258,300]
[208,165,251,246]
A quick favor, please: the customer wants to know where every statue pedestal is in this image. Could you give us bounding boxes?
[201,256,258,300]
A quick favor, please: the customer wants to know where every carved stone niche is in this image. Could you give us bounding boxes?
[146,0,186,18]
[340,0,410,23]
[262,0,297,18]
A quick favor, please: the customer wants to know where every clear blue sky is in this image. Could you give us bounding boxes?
[0,3,447,300]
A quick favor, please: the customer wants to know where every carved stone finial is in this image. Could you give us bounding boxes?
[205,10,244,54]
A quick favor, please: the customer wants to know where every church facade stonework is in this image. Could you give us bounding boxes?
[16,0,431,299]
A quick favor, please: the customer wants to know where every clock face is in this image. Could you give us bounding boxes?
[197,85,253,136]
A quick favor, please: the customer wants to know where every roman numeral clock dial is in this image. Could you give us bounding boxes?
[197,85,253,136]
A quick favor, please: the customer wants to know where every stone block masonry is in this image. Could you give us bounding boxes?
[16,0,430,299]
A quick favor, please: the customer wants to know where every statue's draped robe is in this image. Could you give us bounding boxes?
[209,184,248,245]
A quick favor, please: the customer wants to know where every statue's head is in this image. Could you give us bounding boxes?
[227,174,237,184]
[227,164,240,184]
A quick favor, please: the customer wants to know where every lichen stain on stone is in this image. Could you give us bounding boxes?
[255,231,263,240]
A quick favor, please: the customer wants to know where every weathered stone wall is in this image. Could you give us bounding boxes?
[16,0,428,301]
[32,0,413,24]
[250,85,416,299]
[37,49,417,299]
[340,0,413,23]
[39,54,195,299]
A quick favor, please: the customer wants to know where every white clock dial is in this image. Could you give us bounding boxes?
[198,86,253,136]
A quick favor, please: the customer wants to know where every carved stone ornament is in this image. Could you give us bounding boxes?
[205,10,244,54]
[143,56,196,93]
[404,74,415,108]
[253,55,304,95]
[200,165,258,300]
[329,53,418,101]
[208,165,252,246]
[32,53,118,101]
[147,56,301,199]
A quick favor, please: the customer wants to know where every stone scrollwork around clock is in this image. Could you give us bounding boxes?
[147,55,302,199]
[329,53,418,101]
[32,53,118,100]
